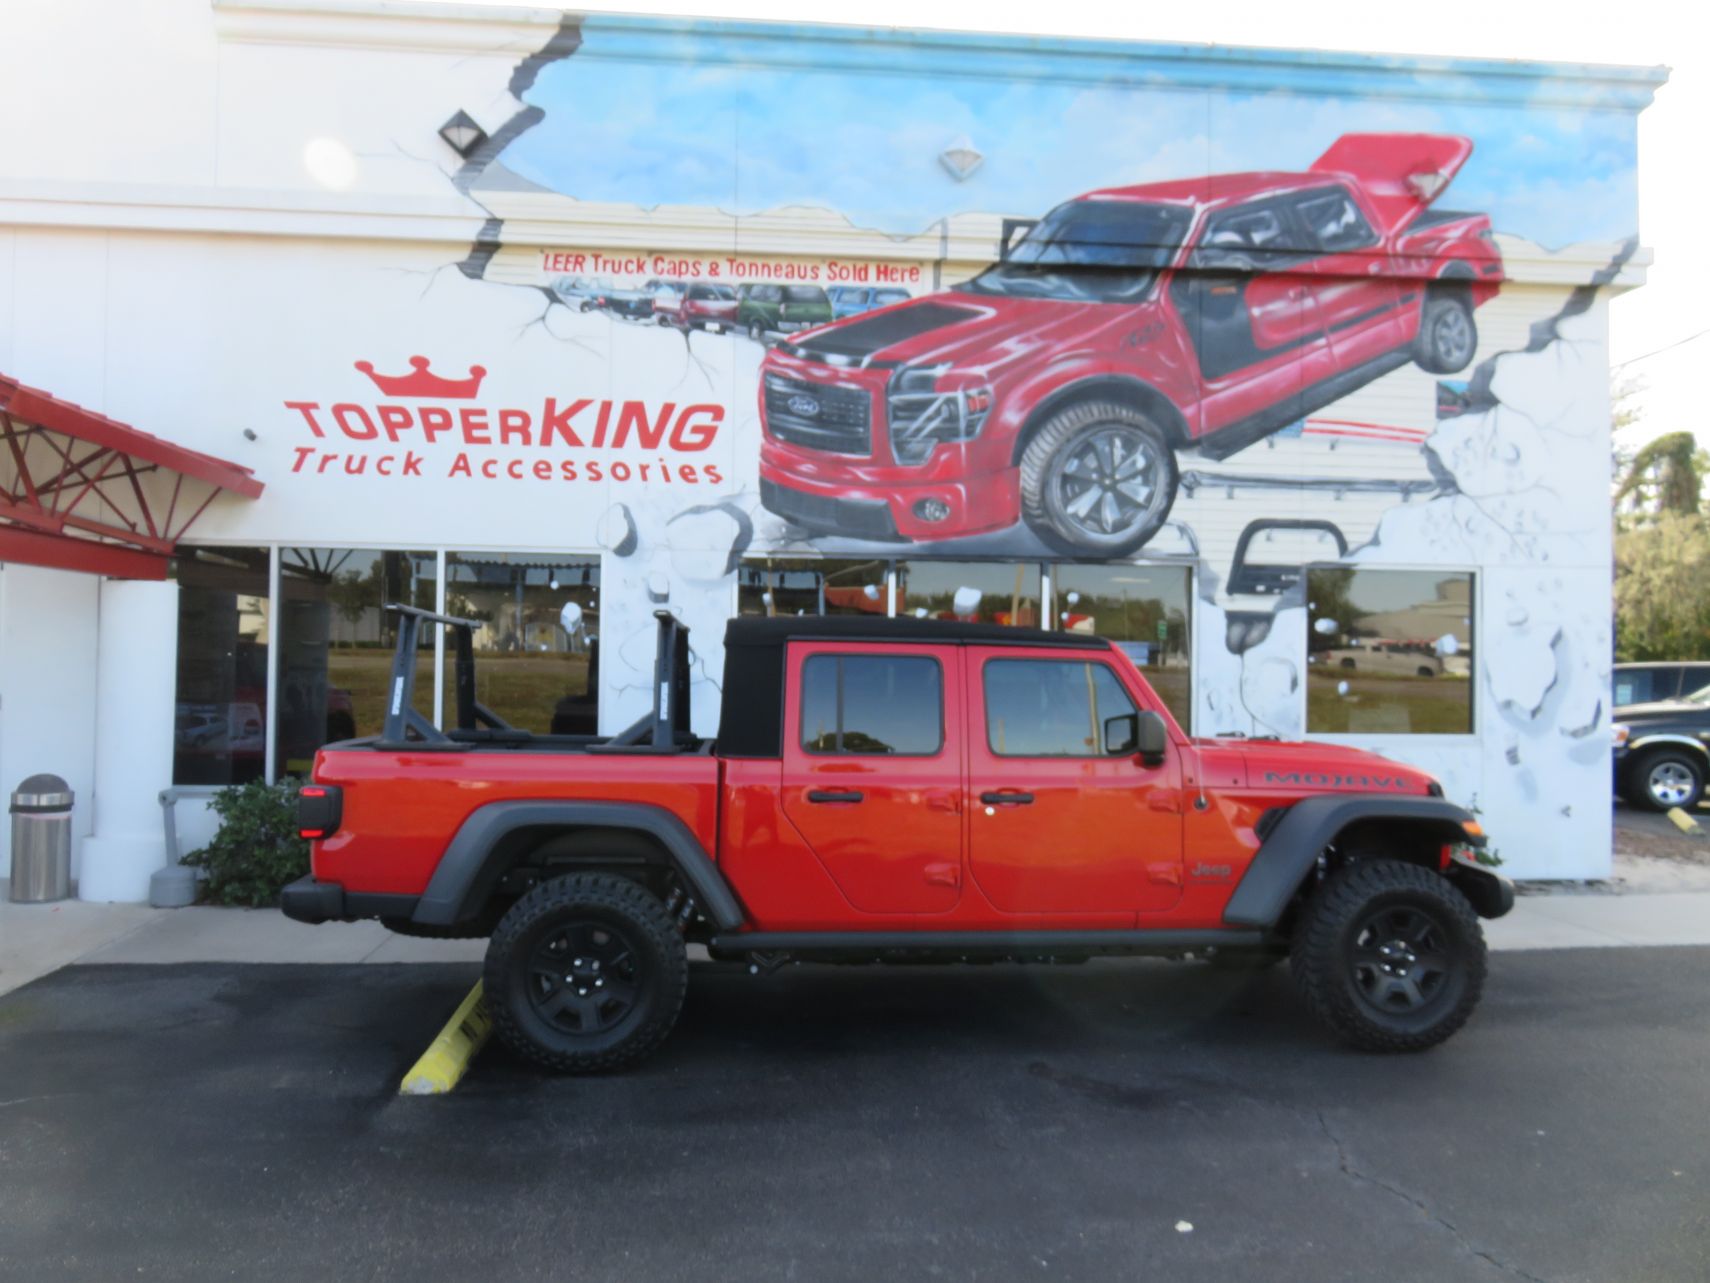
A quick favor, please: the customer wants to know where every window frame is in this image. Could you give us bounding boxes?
[798,651,946,757]
[980,656,1141,759]
[1289,185,1380,255]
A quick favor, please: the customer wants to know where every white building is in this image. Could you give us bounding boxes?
[0,1,1666,894]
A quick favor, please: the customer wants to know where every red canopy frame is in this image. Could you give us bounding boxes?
[0,374,263,579]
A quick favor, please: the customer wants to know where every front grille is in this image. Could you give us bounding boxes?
[763,374,872,456]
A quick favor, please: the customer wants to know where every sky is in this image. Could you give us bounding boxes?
[465,0,1702,448]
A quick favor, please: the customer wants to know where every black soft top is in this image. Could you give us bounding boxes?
[718,615,1108,757]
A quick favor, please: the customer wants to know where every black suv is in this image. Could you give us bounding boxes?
[1614,684,1710,811]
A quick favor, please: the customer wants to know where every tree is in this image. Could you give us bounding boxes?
[1614,514,1710,661]
[1614,430,1707,520]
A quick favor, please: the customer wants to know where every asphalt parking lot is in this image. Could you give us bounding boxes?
[3,952,1707,1282]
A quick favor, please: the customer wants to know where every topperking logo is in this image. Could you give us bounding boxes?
[280,355,726,486]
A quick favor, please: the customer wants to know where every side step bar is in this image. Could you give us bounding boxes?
[707,929,1267,958]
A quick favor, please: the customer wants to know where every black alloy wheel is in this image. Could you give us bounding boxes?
[485,872,688,1074]
[1291,858,1485,1052]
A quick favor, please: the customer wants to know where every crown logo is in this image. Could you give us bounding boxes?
[354,356,487,399]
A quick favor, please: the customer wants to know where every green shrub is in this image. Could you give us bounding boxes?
[183,777,309,907]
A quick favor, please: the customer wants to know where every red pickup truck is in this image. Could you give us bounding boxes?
[758,132,1503,555]
[286,606,1512,1073]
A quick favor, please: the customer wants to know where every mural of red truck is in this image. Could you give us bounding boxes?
[759,133,1503,556]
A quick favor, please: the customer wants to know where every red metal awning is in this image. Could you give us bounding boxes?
[0,374,263,580]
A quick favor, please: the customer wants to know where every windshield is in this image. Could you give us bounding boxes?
[963,199,1190,303]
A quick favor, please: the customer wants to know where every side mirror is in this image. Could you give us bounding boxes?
[1135,710,1168,767]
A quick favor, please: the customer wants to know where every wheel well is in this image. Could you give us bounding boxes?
[1010,377,1191,465]
[1270,818,1460,942]
[1624,740,1710,777]
[477,824,682,913]
[1429,266,1475,300]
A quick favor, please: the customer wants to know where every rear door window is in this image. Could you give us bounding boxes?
[800,654,943,754]
[1292,187,1378,253]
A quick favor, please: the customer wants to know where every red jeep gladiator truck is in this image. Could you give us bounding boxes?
[758,132,1503,556]
[286,605,1512,1073]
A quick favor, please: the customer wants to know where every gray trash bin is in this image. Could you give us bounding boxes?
[9,773,73,903]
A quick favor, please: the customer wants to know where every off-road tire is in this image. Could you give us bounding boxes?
[1625,748,1705,813]
[1414,292,1478,374]
[1291,858,1485,1053]
[1018,400,1177,557]
[485,873,687,1074]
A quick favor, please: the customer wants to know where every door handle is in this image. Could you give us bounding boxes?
[980,791,1034,805]
[807,789,864,804]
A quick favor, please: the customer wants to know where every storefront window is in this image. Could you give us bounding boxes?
[170,546,271,786]
[277,548,435,773]
[1306,568,1475,734]
[443,554,600,735]
[896,561,1041,627]
[738,558,890,617]
[1052,564,1192,730]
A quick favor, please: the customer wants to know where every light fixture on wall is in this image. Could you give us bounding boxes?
[438,110,488,159]
[939,135,984,182]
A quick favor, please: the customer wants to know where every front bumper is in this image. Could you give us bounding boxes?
[1445,853,1515,920]
[281,875,417,925]
[758,451,1020,542]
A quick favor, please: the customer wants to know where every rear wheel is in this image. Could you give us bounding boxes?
[1627,748,1705,812]
[485,873,687,1074]
[1414,291,1478,373]
[1291,859,1485,1052]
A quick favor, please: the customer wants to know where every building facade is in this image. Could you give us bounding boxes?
[0,1,1666,892]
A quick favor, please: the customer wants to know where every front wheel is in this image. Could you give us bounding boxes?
[1414,292,1478,374]
[485,873,687,1074]
[1291,859,1485,1053]
[1018,400,1178,557]
[1627,749,1705,812]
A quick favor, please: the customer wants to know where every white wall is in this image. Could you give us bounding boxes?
[0,565,99,880]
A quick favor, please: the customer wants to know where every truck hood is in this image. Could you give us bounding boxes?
[786,290,1155,373]
[1197,737,1437,795]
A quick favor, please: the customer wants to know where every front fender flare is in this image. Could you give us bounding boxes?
[1222,794,1488,928]
[412,800,746,931]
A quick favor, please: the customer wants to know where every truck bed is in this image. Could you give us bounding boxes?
[309,742,722,898]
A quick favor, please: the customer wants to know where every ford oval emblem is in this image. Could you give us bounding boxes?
[787,394,821,418]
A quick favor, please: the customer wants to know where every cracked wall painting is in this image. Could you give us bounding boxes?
[192,17,1644,876]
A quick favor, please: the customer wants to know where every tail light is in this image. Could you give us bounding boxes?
[298,784,343,840]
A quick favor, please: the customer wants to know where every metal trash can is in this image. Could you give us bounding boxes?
[9,773,74,903]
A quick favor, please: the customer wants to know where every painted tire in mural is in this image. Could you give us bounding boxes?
[1019,402,1178,558]
[1629,749,1705,813]
[484,872,688,1074]
[1414,292,1479,374]
[1290,858,1485,1053]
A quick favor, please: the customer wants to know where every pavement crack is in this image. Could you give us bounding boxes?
[1315,1110,1549,1283]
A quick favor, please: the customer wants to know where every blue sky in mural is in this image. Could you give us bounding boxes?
[495,20,1637,249]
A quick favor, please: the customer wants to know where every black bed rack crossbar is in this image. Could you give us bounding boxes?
[377,603,692,753]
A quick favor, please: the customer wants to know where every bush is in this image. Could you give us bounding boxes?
[183,777,309,907]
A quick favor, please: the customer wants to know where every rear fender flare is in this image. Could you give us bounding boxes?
[413,800,746,931]
[1222,794,1489,928]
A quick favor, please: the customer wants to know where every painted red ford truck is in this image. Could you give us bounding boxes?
[758,132,1503,555]
[285,606,1512,1073]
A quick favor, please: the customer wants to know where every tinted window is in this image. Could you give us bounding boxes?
[784,286,827,303]
[1294,188,1377,253]
[874,290,910,305]
[1614,668,1660,706]
[756,285,782,302]
[984,660,1137,757]
[800,654,942,754]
